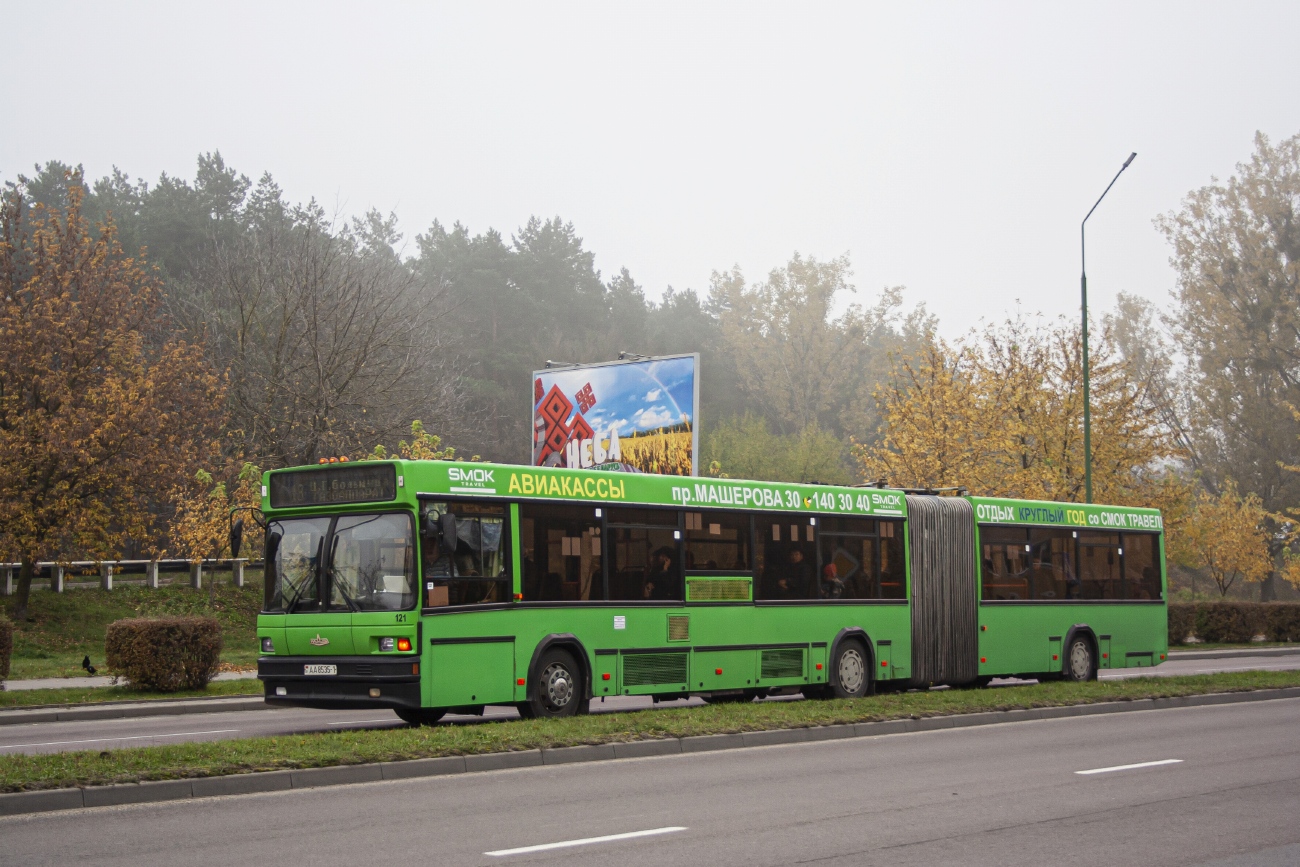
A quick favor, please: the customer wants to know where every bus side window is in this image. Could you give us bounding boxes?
[1122,533,1161,600]
[421,502,510,607]
[979,527,1028,600]
[1078,532,1121,599]
[755,517,816,600]
[879,520,905,599]
[684,511,751,573]
[519,502,604,601]
[1028,528,1076,601]
[607,508,679,602]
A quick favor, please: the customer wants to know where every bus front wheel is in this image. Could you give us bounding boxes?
[396,708,446,726]
[521,648,585,719]
[830,640,873,699]
[1066,637,1097,682]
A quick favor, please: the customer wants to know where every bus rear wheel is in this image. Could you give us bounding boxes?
[830,640,873,699]
[396,708,446,726]
[520,649,585,719]
[1066,637,1097,682]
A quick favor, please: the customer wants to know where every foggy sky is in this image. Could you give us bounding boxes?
[5,1,1299,339]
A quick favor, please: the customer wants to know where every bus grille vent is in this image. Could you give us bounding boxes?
[667,615,690,641]
[354,665,373,676]
[623,653,688,686]
[761,648,804,679]
[685,578,751,601]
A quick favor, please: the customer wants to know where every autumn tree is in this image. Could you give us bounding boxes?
[169,462,264,563]
[0,180,224,620]
[1157,130,1300,599]
[1168,482,1273,597]
[363,420,462,462]
[857,316,1179,503]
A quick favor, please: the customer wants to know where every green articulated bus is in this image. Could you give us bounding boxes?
[255,460,1167,723]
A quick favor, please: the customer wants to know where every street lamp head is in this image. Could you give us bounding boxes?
[1123,152,1137,169]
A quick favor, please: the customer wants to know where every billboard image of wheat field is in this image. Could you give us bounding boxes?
[531,354,699,476]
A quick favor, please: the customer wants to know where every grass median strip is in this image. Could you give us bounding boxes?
[3,670,1298,793]
[0,679,263,709]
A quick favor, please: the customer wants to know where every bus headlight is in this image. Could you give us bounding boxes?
[379,637,395,652]
[261,638,275,653]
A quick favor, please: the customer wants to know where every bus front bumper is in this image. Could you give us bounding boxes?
[258,656,421,711]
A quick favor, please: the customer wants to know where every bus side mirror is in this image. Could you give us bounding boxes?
[230,517,244,559]
[439,512,457,547]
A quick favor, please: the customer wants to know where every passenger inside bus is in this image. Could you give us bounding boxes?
[821,563,845,598]
[763,546,814,599]
[643,546,680,600]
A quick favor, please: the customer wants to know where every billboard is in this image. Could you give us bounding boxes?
[532,353,699,476]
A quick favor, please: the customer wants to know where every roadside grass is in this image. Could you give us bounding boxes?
[0,678,263,709]
[1,572,261,680]
[3,670,1298,793]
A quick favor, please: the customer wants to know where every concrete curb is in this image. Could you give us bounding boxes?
[3,685,1298,818]
[1166,647,1299,661]
[0,696,267,727]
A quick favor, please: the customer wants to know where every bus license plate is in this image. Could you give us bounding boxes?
[304,664,337,676]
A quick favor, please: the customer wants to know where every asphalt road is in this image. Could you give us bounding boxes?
[2,697,1298,866]
[1,650,1296,757]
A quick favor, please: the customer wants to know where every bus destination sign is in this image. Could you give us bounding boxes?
[269,465,398,508]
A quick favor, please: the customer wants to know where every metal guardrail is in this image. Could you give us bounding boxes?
[0,559,257,595]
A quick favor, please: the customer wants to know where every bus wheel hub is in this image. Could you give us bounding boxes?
[545,666,572,705]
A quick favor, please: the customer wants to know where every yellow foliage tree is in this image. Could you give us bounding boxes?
[1170,482,1273,597]
[168,462,264,563]
[856,316,1180,505]
[0,180,224,620]
[362,420,467,462]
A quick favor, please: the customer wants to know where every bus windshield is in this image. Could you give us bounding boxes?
[265,513,417,612]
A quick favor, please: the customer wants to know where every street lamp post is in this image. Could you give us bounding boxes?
[1080,151,1137,504]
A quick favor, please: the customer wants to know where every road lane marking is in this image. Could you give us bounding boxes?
[327,718,402,725]
[1076,759,1183,775]
[485,826,687,857]
[0,729,238,750]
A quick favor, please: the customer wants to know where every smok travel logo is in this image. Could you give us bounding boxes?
[448,466,497,493]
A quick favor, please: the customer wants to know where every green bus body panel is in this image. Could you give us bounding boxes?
[977,604,1167,677]
[256,461,1166,710]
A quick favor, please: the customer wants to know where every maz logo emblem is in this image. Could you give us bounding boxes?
[310,634,330,646]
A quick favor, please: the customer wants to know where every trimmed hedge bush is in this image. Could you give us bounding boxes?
[1168,602,1300,645]
[105,616,222,691]
[1168,605,1196,645]
[0,616,11,685]
[1264,605,1300,642]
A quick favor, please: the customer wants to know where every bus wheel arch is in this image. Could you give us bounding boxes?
[1063,625,1098,682]
[521,635,591,718]
[828,627,875,698]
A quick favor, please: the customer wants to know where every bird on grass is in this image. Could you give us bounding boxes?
[81,655,97,676]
